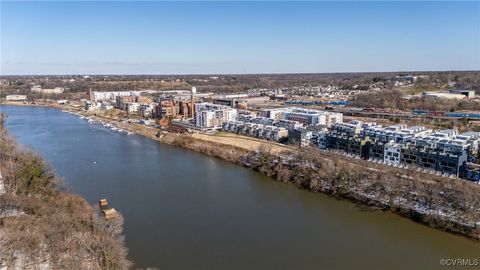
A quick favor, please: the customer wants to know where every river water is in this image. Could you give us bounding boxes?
[1,105,479,270]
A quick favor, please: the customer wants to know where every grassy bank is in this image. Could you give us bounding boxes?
[0,114,131,269]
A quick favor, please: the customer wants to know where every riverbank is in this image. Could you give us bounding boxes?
[69,106,480,241]
[3,103,480,241]
[158,130,480,241]
[1,100,59,107]
[0,113,131,269]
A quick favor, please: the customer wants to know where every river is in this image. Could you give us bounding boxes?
[1,105,479,270]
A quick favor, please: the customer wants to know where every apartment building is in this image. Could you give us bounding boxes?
[212,98,248,110]
[92,91,141,102]
[322,121,479,179]
[456,132,480,158]
[222,121,288,142]
[139,103,156,118]
[179,100,194,118]
[260,107,342,126]
[195,103,237,130]
[288,128,313,147]
[136,96,154,104]
[125,102,139,114]
[115,96,136,110]
[384,141,402,165]
[238,115,304,131]
[322,121,369,158]
[156,100,180,118]
[84,101,100,111]
[285,108,343,126]
[260,108,288,120]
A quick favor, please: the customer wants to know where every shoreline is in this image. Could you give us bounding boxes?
[0,101,56,107]
[2,102,480,242]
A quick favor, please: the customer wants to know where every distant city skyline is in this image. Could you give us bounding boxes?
[1,1,479,75]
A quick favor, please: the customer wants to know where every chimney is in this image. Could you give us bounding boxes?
[191,87,196,119]
[88,88,93,101]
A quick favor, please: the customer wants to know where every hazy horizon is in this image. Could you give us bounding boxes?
[1,69,480,77]
[2,1,479,75]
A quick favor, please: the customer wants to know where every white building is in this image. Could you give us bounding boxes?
[57,99,69,105]
[84,101,100,111]
[125,102,140,114]
[222,121,288,142]
[195,103,237,130]
[422,91,465,100]
[449,89,475,99]
[384,141,402,165]
[92,91,138,101]
[32,87,65,94]
[259,108,289,120]
[260,107,342,126]
[393,126,432,143]
[362,124,432,144]
[92,90,164,102]
[139,103,156,118]
[5,95,27,101]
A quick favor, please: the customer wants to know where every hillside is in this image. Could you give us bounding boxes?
[0,114,131,269]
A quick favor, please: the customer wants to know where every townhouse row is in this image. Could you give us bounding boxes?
[222,121,289,142]
[319,121,480,180]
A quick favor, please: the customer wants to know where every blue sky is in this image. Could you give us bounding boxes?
[1,1,479,75]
